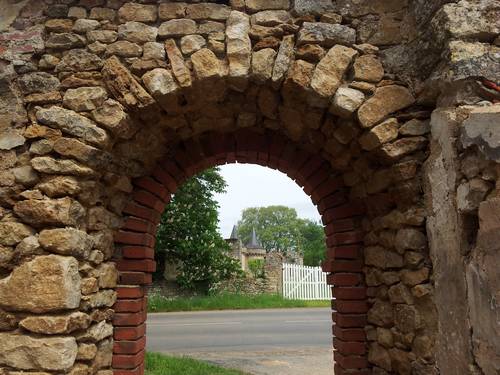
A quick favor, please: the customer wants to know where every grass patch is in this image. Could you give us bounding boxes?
[148,293,330,313]
[145,352,248,375]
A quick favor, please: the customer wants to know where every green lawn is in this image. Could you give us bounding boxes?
[148,293,330,313]
[145,352,248,375]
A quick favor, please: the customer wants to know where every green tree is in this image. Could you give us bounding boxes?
[237,206,303,254]
[236,206,326,266]
[155,168,241,292]
[299,220,327,266]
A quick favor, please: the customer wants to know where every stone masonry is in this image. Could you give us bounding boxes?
[0,1,498,375]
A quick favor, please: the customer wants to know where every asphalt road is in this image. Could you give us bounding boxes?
[146,308,333,375]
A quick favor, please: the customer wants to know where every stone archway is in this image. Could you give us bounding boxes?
[1,1,499,375]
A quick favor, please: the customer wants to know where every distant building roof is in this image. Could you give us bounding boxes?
[246,228,263,249]
[229,225,239,240]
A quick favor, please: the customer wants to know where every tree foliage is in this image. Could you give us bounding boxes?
[237,205,326,266]
[155,168,241,292]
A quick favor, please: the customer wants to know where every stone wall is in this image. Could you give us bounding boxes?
[0,1,498,375]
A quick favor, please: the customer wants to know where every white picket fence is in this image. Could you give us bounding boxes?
[282,263,332,300]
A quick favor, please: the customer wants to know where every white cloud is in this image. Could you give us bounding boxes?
[214,163,321,237]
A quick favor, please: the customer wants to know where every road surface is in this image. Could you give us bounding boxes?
[146,308,333,375]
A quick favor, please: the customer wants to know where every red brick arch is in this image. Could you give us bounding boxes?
[112,129,368,375]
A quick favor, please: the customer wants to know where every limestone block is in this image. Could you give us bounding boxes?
[89,7,116,21]
[105,40,142,57]
[180,35,206,55]
[226,11,252,91]
[359,118,399,151]
[80,290,117,310]
[271,34,295,88]
[76,320,113,342]
[63,87,108,112]
[368,300,394,327]
[158,19,197,38]
[369,343,392,371]
[91,99,134,139]
[165,39,192,88]
[330,87,365,118]
[400,268,430,287]
[92,339,113,370]
[159,3,187,20]
[96,263,118,289]
[20,312,90,334]
[45,33,86,50]
[14,197,85,227]
[0,255,81,313]
[353,55,384,83]
[358,85,415,128]
[394,304,422,333]
[461,105,500,162]
[39,228,93,258]
[246,0,290,12]
[12,166,39,187]
[388,283,414,304]
[73,19,99,33]
[379,137,427,162]
[298,22,356,47]
[18,72,60,95]
[251,48,277,84]
[293,0,334,15]
[55,49,103,72]
[186,4,231,21]
[77,343,97,361]
[117,21,158,44]
[143,68,179,112]
[311,45,358,99]
[0,222,35,246]
[0,333,77,371]
[394,228,427,253]
[0,129,25,150]
[86,30,117,44]
[118,3,157,23]
[31,156,95,176]
[365,246,404,269]
[251,10,290,26]
[36,106,109,147]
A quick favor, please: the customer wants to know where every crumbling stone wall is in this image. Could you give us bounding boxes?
[0,1,498,375]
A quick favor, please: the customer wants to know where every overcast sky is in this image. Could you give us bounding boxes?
[214,164,322,237]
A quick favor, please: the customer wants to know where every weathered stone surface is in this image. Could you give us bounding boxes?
[353,55,384,83]
[395,229,427,252]
[12,166,38,187]
[368,300,394,327]
[31,157,95,176]
[20,312,90,335]
[180,35,206,55]
[388,283,414,304]
[165,39,193,88]
[159,19,197,38]
[399,119,430,136]
[55,49,103,72]
[39,228,93,258]
[0,222,35,246]
[379,137,427,162]
[13,197,85,227]
[369,343,392,371]
[311,45,358,100]
[89,7,115,21]
[298,22,356,47]
[105,40,142,57]
[81,289,117,310]
[63,87,108,112]
[37,176,81,197]
[159,3,187,20]
[365,246,404,269]
[36,106,108,147]
[77,320,113,342]
[46,33,86,50]
[186,3,231,21]
[245,0,289,13]
[143,42,166,60]
[358,85,415,128]
[226,11,252,91]
[91,99,134,139]
[102,56,156,111]
[73,19,99,33]
[251,10,290,26]
[95,263,118,288]
[118,21,158,43]
[401,267,430,286]
[394,304,422,333]
[18,72,60,95]
[191,48,223,80]
[77,343,97,361]
[330,87,365,118]
[359,118,399,151]
[271,34,295,88]
[293,0,334,15]
[0,333,77,371]
[251,48,277,84]
[0,255,80,313]
[143,68,179,111]
[86,30,117,44]
[461,105,500,162]
[0,129,25,150]
[118,3,157,23]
